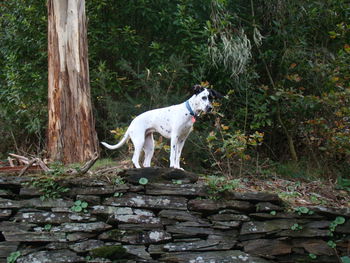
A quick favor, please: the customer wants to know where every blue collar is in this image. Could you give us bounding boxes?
[185,100,197,117]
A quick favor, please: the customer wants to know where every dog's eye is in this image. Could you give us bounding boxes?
[202,96,207,101]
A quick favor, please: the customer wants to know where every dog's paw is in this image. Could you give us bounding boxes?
[171,166,184,171]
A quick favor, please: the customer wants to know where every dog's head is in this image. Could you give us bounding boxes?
[192,84,223,113]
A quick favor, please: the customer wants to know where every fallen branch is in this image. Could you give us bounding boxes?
[79,152,99,175]
[9,153,30,165]
[9,152,99,176]
[8,157,14,167]
[35,158,51,172]
[18,159,37,176]
[67,152,99,176]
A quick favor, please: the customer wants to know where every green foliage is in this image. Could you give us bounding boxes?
[207,0,252,76]
[206,175,241,197]
[0,0,47,154]
[90,158,115,171]
[1,0,350,177]
[172,179,183,185]
[47,162,66,177]
[71,200,89,213]
[308,253,317,260]
[329,216,346,232]
[291,223,303,231]
[138,177,149,185]
[205,116,264,176]
[327,240,337,248]
[294,207,314,216]
[28,176,69,201]
[44,224,52,231]
[114,177,126,185]
[341,256,350,263]
[7,251,20,263]
[326,216,346,250]
[114,192,124,197]
[337,176,350,192]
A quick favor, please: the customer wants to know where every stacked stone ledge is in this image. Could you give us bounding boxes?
[0,168,348,263]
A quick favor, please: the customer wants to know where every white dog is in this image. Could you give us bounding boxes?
[101,85,222,169]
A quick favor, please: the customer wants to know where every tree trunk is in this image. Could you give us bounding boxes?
[276,103,298,162]
[47,0,99,164]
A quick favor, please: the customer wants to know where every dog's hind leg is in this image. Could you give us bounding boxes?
[143,133,154,167]
[130,132,144,168]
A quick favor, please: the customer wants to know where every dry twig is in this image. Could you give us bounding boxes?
[18,159,37,176]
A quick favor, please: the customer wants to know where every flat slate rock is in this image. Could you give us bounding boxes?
[255,202,284,212]
[249,212,302,219]
[0,175,31,186]
[335,220,350,234]
[68,185,129,196]
[66,232,97,242]
[24,198,74,209]
[0,209,12,219]
[0,242,19,257]
[0,198,23,209]
[188,199,252,212]
[240,219,299,235]
[69,239,105,253]
[310,206,350,217]
[293,239,334,256]
[123,245,152,260]
[158,210,204,223]
[0,221,36,232]
[229,192,282,203]
[242,239,292,256]
[104,193,187,210]
[208,213,250,222]
[99,229,172,244]
[19,187,42,196]
[0,189,14,197]
[51,222,112,233]
[159,250,273,263]
[92,205,159,224]
[166,224,237,238]
[14,211,96,224]
[3,231,67,242]
[120,167,198,184]
[277,228,330,238]
[17,249,84,263]
[63,177,111,187]
[91,205,134,215]
[149,237,236,254]
[145,183,207,196]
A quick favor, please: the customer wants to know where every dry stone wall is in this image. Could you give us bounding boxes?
[0,168,349,263]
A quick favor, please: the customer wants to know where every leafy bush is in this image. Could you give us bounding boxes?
[1,0,349,178]
[0,1,47,155]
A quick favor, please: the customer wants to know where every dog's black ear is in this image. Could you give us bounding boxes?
[209,89,224,99]
[193,84,205,95]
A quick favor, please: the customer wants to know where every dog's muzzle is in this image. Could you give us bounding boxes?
[206,106,213,113]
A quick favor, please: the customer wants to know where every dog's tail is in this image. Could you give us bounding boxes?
[101,129,130,150]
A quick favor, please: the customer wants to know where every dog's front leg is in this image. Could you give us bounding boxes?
[169,135,179,169]
[175,135,189,169]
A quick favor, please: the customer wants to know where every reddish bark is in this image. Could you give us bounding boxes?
[47,0,98,164]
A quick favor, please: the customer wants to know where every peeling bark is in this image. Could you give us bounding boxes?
[47,0,98,164]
